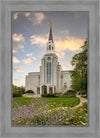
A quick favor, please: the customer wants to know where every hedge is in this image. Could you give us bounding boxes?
[42,93,55,97]
[63,90,76,98]
[13,92,22,97]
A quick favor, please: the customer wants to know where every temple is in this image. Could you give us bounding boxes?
[25,23,72,95]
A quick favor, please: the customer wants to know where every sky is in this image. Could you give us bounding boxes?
[12,11,88,87]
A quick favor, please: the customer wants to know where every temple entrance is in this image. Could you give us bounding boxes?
[37,87,40,94]
[49,87,52,94]
[42,85,47,94]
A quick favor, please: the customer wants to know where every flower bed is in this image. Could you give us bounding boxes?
[12,98,87,126]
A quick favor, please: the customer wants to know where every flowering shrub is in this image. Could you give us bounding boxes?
[12,98,87,126]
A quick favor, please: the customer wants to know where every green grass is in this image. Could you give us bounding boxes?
[13,97,80,109]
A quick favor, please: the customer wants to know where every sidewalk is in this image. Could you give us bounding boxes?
[72,95,87,109]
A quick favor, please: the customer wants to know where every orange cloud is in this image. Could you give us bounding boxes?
[13,57,20,63]
[13,67,23,72]
[30,33,85,52]
[55,37,85,52]
[23,58,32,65]
[13,13,18,20]
[12,34,25,43]
[24,12,31,17]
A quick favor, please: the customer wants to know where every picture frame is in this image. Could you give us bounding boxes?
[0,0,99,138]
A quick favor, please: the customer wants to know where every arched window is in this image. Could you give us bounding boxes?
[47,62,51,83]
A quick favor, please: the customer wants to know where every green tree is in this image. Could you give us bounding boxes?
[13,85,19,93]
[19,86,25,94]
[71,40,88,95]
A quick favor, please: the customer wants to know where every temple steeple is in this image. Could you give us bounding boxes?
[46,22,55,53]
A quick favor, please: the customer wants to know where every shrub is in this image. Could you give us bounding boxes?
[42,93,55,97]
[63,90,76,98]
[67,90,74,93]
[26,90,34,94]
[54,92,63,97]
[13,92,22,97]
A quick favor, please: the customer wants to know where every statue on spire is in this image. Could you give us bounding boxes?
[50,22,52,28]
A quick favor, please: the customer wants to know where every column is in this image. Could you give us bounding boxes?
[53,86,54,93]
[47,86,49,94]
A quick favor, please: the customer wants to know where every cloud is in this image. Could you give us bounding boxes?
[56,52,65,59]
[22,58,32,65]
[26,53,32,57]
[55,37,85,52]
[17,44,24,49]
[13,78,18,83]
[32,57,39,61]
[20,76,25,79]
[33,12,45,24]
[13,12,45,25]
[30,35,47,46]
[26,53,39,62]
[13,13,18,20]
[13,44,24,53]
[13,49,17,53]
[13,12,30,20]
[12,34,25,43]
[13,57,20,63]
[30,33,85,52]
[13,67,23,72]
[13,44,24,49]
[24,12,31,17]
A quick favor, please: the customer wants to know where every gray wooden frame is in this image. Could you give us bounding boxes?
[0,0,99,138]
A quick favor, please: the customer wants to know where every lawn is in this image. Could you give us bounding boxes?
[12,97,80,109]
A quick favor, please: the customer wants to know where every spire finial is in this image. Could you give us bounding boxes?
[50,22,52,28]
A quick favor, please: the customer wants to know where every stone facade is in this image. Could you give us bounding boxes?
[25,23,72,96]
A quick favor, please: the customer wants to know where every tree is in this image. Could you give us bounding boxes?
[13,85,25,94]
[70,40,88,95]
[19,86,25,94]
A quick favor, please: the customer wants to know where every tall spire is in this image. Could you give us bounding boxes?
[49,22,53,42]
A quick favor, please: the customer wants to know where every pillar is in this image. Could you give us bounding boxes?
[53,86,54,93]
[47,86,49,94]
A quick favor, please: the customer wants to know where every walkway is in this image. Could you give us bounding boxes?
[71,95,87,109]
[23,94,41,97]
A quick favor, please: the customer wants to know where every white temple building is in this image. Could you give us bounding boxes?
[25,23,72,95]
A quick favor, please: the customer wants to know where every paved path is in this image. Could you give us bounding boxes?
[71,95,87,109]
[23,94,41,97]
